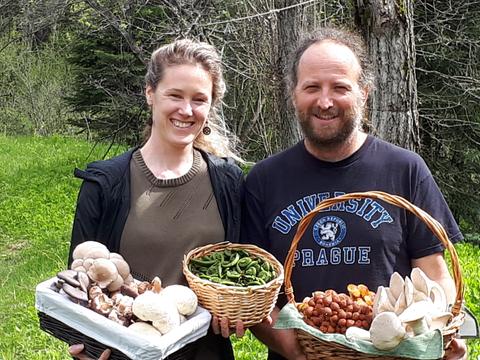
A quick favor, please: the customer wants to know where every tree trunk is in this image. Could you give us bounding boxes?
[354,0,419,151]
[272,0,303,153]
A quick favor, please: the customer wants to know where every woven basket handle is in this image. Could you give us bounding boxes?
[283,191,463,316]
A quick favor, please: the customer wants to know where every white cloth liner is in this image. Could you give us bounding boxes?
[35,277,211,360]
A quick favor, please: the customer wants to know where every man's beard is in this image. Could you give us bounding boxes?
[296,98,365,148]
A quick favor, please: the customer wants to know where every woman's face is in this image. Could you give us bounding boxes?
[146,63,213,149]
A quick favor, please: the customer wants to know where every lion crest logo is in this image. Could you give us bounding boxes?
[312,216,347,247]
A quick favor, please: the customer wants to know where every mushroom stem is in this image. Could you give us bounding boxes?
[405,317,429,335]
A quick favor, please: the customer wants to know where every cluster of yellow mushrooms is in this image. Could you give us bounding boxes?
[51,241,198,341]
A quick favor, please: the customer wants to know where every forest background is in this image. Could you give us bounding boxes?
[0,0,479,359]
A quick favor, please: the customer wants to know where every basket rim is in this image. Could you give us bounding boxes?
[283,191,464,317]
[183,241,284,291]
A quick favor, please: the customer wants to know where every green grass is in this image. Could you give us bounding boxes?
[0,135,267,359]
[0,135,478,359]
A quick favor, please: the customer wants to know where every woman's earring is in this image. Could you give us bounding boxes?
[202,124,211,135]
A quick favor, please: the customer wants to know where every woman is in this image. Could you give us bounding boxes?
[68,39,244,360]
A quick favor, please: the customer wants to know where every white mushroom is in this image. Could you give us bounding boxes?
[410,267,430,296]
[429,312,453,330]
[389,272,405,299]
[393,290,407,315]
[410,268,447,311]
[132,291,181,334]
[372,286,394,316]
[345,326,371,341]
[398,300,431,335]
[369,312,406,350]
[404,277,415,307]
[160,285,198,316]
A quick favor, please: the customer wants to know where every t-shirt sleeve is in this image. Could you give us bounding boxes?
[240,165,270,250]
[407,161,463,259]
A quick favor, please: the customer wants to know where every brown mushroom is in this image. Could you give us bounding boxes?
[87,258,118,288]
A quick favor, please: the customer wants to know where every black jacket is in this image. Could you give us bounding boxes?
[68,148,244,265]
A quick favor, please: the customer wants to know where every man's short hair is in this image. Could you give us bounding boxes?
[286,26,375,95]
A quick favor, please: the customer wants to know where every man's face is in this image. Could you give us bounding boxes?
[293,41,368,148]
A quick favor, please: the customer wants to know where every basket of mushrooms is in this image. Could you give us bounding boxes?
[35,241,211,360]
[279,191,465,360]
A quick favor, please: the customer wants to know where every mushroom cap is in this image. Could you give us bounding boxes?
[393,290,407,315]
[398,300,431,323]
[369,312,406,350]
[345,326,371,341]
[410,267,430,296]
[87,258,118,288]
[109,252,124,261]
[72,241,110,260]
[107,274,125,292]
[404,277,415,307]
[110,258,130,280]
[160,285,198,316]
[372,286,394,317]
[132,291,178,322]
[82,258,94,271]
[70,259,84,271]
[389,272,405,299]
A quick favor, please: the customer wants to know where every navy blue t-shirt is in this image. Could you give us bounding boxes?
[241,135,462,308]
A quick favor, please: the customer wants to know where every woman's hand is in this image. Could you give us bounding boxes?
[68,344,111,360]
[211,315,246,338]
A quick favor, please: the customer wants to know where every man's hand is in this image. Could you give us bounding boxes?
[443,338,467,360]
[211,315,246,338]
[68,344,111,360]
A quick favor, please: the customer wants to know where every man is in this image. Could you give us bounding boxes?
[240,27,467,360]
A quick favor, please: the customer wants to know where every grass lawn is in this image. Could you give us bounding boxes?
[0,135,478,359]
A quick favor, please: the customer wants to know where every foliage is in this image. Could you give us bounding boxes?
[0,135,268,359]
[65,26,146,144]
[0,135,479,358]
[0,37,75,136]
[414,0,480,232]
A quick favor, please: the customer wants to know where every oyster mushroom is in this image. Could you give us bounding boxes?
[372,286,394,316]
[389,272,405,299]
[410,267,447,311]
[71,259,85,272]
[398,300,431,335]
[110,257,131,280]
[404,277,415,307]
[393,290,407,315]
[107,274,125,292]
[87,258,118,288]
[72,241,110,260]
[62,282,89,303]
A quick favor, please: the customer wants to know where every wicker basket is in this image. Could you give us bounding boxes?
[283,191,465,359]
[183,242,284,327]
[38,311,197,360]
